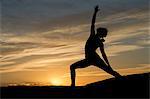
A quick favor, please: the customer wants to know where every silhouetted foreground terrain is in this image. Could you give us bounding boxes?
[1,73,149,98]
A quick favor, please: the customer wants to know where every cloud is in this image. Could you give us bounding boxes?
[0,2,149,74]
[106,45,143,56]
[0,41,85,73]
[2,0,148,33]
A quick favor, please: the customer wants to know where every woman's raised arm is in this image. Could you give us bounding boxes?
[90,5,99,37]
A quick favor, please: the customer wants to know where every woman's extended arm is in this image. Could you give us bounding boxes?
[100,44,111,66]
[90,5,99,37]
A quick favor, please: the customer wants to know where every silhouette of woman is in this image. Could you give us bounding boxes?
[70,5,121,86]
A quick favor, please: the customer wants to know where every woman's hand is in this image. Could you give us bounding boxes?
[95,5,100,12]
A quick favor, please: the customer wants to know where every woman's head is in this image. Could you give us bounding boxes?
[96,27,108,38]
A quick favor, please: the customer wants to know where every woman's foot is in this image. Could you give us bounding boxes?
[71,82,75,87]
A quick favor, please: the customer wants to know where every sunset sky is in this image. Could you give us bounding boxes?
[0,0,149,86]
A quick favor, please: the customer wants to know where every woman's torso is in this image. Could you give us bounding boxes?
[85,36,103,59]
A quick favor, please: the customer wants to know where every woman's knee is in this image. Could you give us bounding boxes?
[70,64,77,71]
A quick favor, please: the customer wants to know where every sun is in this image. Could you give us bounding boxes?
[50,78,62,86]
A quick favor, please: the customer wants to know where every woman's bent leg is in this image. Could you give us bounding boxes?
[70,59,90,86]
